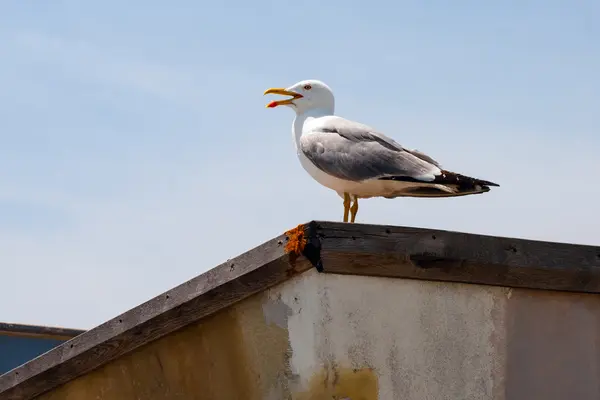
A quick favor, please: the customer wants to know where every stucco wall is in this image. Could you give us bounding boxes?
[274,269,600,400]
[273,270,507,399]
[35,269,600,400]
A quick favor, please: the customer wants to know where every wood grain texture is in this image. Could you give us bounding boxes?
[0,229,313,400]
[312,221,600,293]
[2,220,599,399]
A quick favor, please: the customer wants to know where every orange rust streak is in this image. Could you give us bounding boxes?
[284,224,307,256]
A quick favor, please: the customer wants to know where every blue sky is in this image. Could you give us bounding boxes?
[1,1,598,329]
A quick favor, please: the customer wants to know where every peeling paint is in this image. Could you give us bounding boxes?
[262,296,293,330]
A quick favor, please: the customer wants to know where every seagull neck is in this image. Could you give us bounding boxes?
[297,107,334,119]
[292,107,334,150]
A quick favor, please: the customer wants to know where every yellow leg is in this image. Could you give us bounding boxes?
[343,193,351,222]
[350,196,359,223]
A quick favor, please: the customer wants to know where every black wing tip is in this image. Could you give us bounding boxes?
[479,180,500,188]
[436,170,500,189]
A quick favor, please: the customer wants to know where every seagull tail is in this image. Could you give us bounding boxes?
[434,170,500,190]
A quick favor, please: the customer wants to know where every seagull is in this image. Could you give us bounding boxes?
[264,79,499,223]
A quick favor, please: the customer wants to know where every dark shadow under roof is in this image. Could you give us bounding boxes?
[1,221,599,400]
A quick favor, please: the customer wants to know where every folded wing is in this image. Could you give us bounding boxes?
[299,116,442,183]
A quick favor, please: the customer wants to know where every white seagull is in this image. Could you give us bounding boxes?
[264,79,499,223]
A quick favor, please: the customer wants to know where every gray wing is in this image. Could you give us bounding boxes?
[300,116,442,182]
[405,148,442,168]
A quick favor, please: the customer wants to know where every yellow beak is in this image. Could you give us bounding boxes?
[263,88,303,108]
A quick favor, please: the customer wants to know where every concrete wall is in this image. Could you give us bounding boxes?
[35,269,600,400]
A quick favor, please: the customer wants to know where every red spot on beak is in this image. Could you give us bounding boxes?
[267,101,279,108]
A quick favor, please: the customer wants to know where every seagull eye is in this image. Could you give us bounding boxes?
[303,84,312,90]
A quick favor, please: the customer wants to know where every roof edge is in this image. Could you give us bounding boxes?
[312,221,600,293]
[0,323,85,341]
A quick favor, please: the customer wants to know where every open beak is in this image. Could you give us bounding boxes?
[263,88,303,108]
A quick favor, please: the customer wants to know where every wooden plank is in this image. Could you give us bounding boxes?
[0,323,84,341]
[312,221,600,293]
[0,230,313,400]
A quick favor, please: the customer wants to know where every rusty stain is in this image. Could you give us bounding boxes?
[293,366,378,400]
[285,224,307,265]
[285,225,306,254]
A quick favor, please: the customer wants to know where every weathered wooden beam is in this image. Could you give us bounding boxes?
[1,221,599,400]
[311,221,600,293]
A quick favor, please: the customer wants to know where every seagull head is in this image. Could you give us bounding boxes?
[264,79,335,114]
